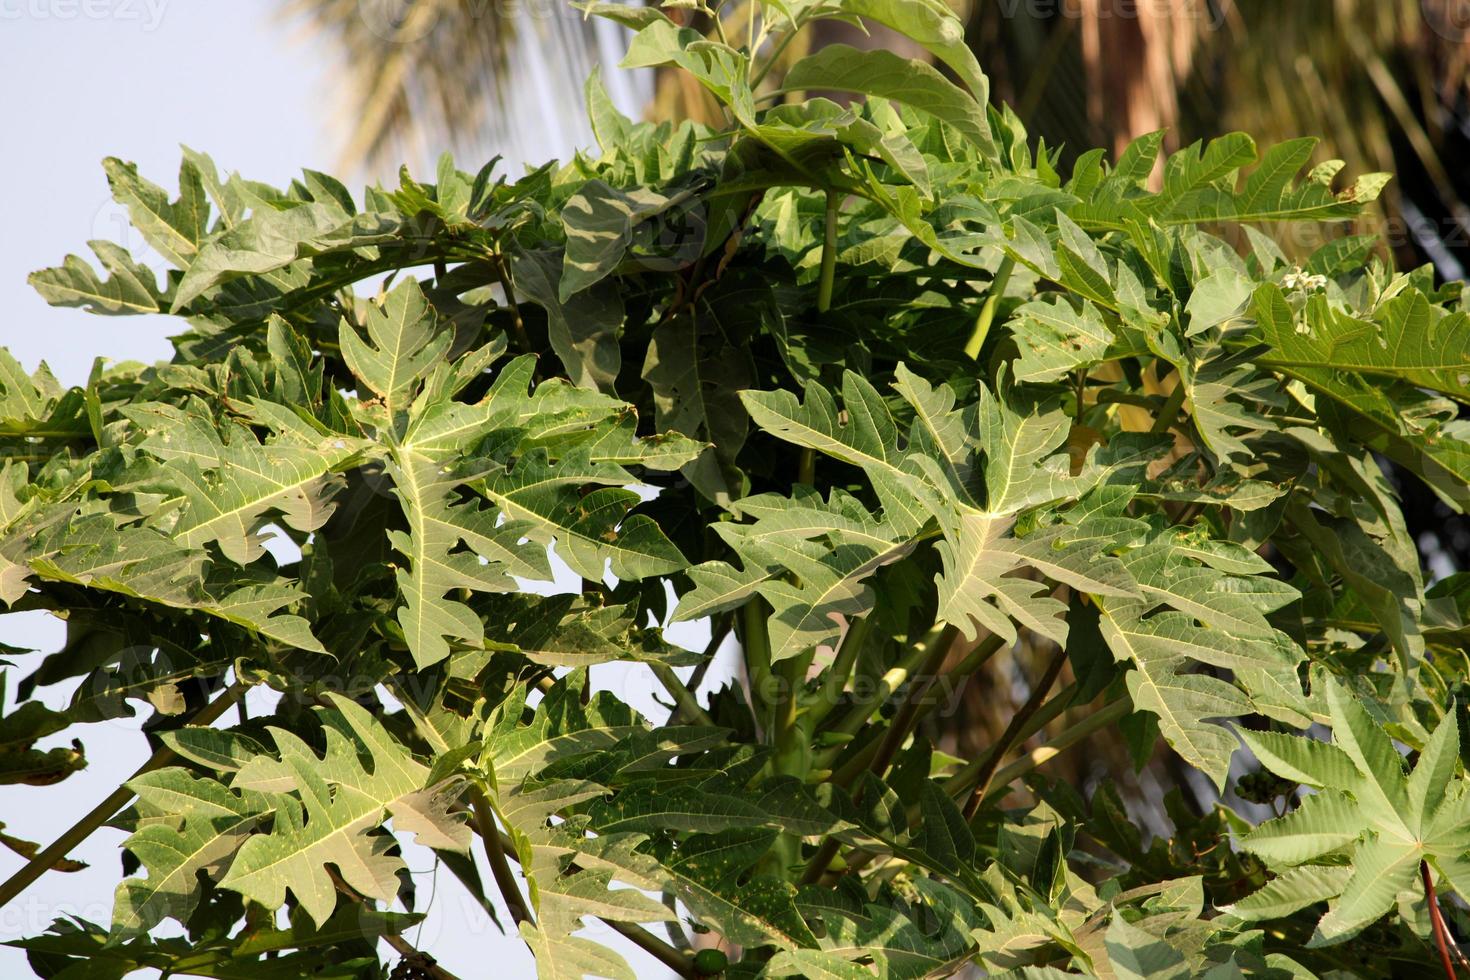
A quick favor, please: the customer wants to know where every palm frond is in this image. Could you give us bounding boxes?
[283,0,647,174]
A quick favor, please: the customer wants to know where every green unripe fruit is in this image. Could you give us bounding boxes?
[693,948,728,976]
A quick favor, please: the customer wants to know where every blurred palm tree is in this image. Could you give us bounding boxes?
[291,0,1470,280]
[282,0,650,174]
[283,0,928,172]
[977,0,1470,273]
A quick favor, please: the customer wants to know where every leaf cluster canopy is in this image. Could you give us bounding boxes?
[3,2,1469,977]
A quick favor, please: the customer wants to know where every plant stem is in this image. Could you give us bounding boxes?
[768,647,813,878]
[492,253,533,355]
[972,697,1131,810]
[814,629,940,765]
[487,828,697,979]
[1174,500,1206,526]
[742,598,775,738]
[329,868,461,980]
[391,682,697,977]
[1423,859,1459,980]
[817,189,839,313]
[827,628,1001,786]
[835,630,1009,781]
[809,615,872,729]
[944,681,1077,802]
[803,627,989,883]
[709,2,730,47]
[851,624,961,783]
[605,919,699,979]
[823,631,1005,787]
[964,257,1014,360]
[650,663,717,728]
[1150,369,1188,435]
[470,788,534,927]
[830,678,1085,883]
[671,616,732,725]
[943,630,1008,679]
[964,642,1070,819]
[751,22,802,89]
[390,685,535,930]
[801,627,966,885]
[0,680,247,907]
[799,837,841,887]
[772,652,811,754]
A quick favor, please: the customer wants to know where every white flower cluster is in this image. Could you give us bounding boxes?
[1282,268,1329,293]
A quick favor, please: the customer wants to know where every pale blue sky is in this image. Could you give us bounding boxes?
[0,5,695,977]
[4,11,317,377]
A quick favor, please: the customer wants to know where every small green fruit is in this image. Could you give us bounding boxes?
[693,948,728,976]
